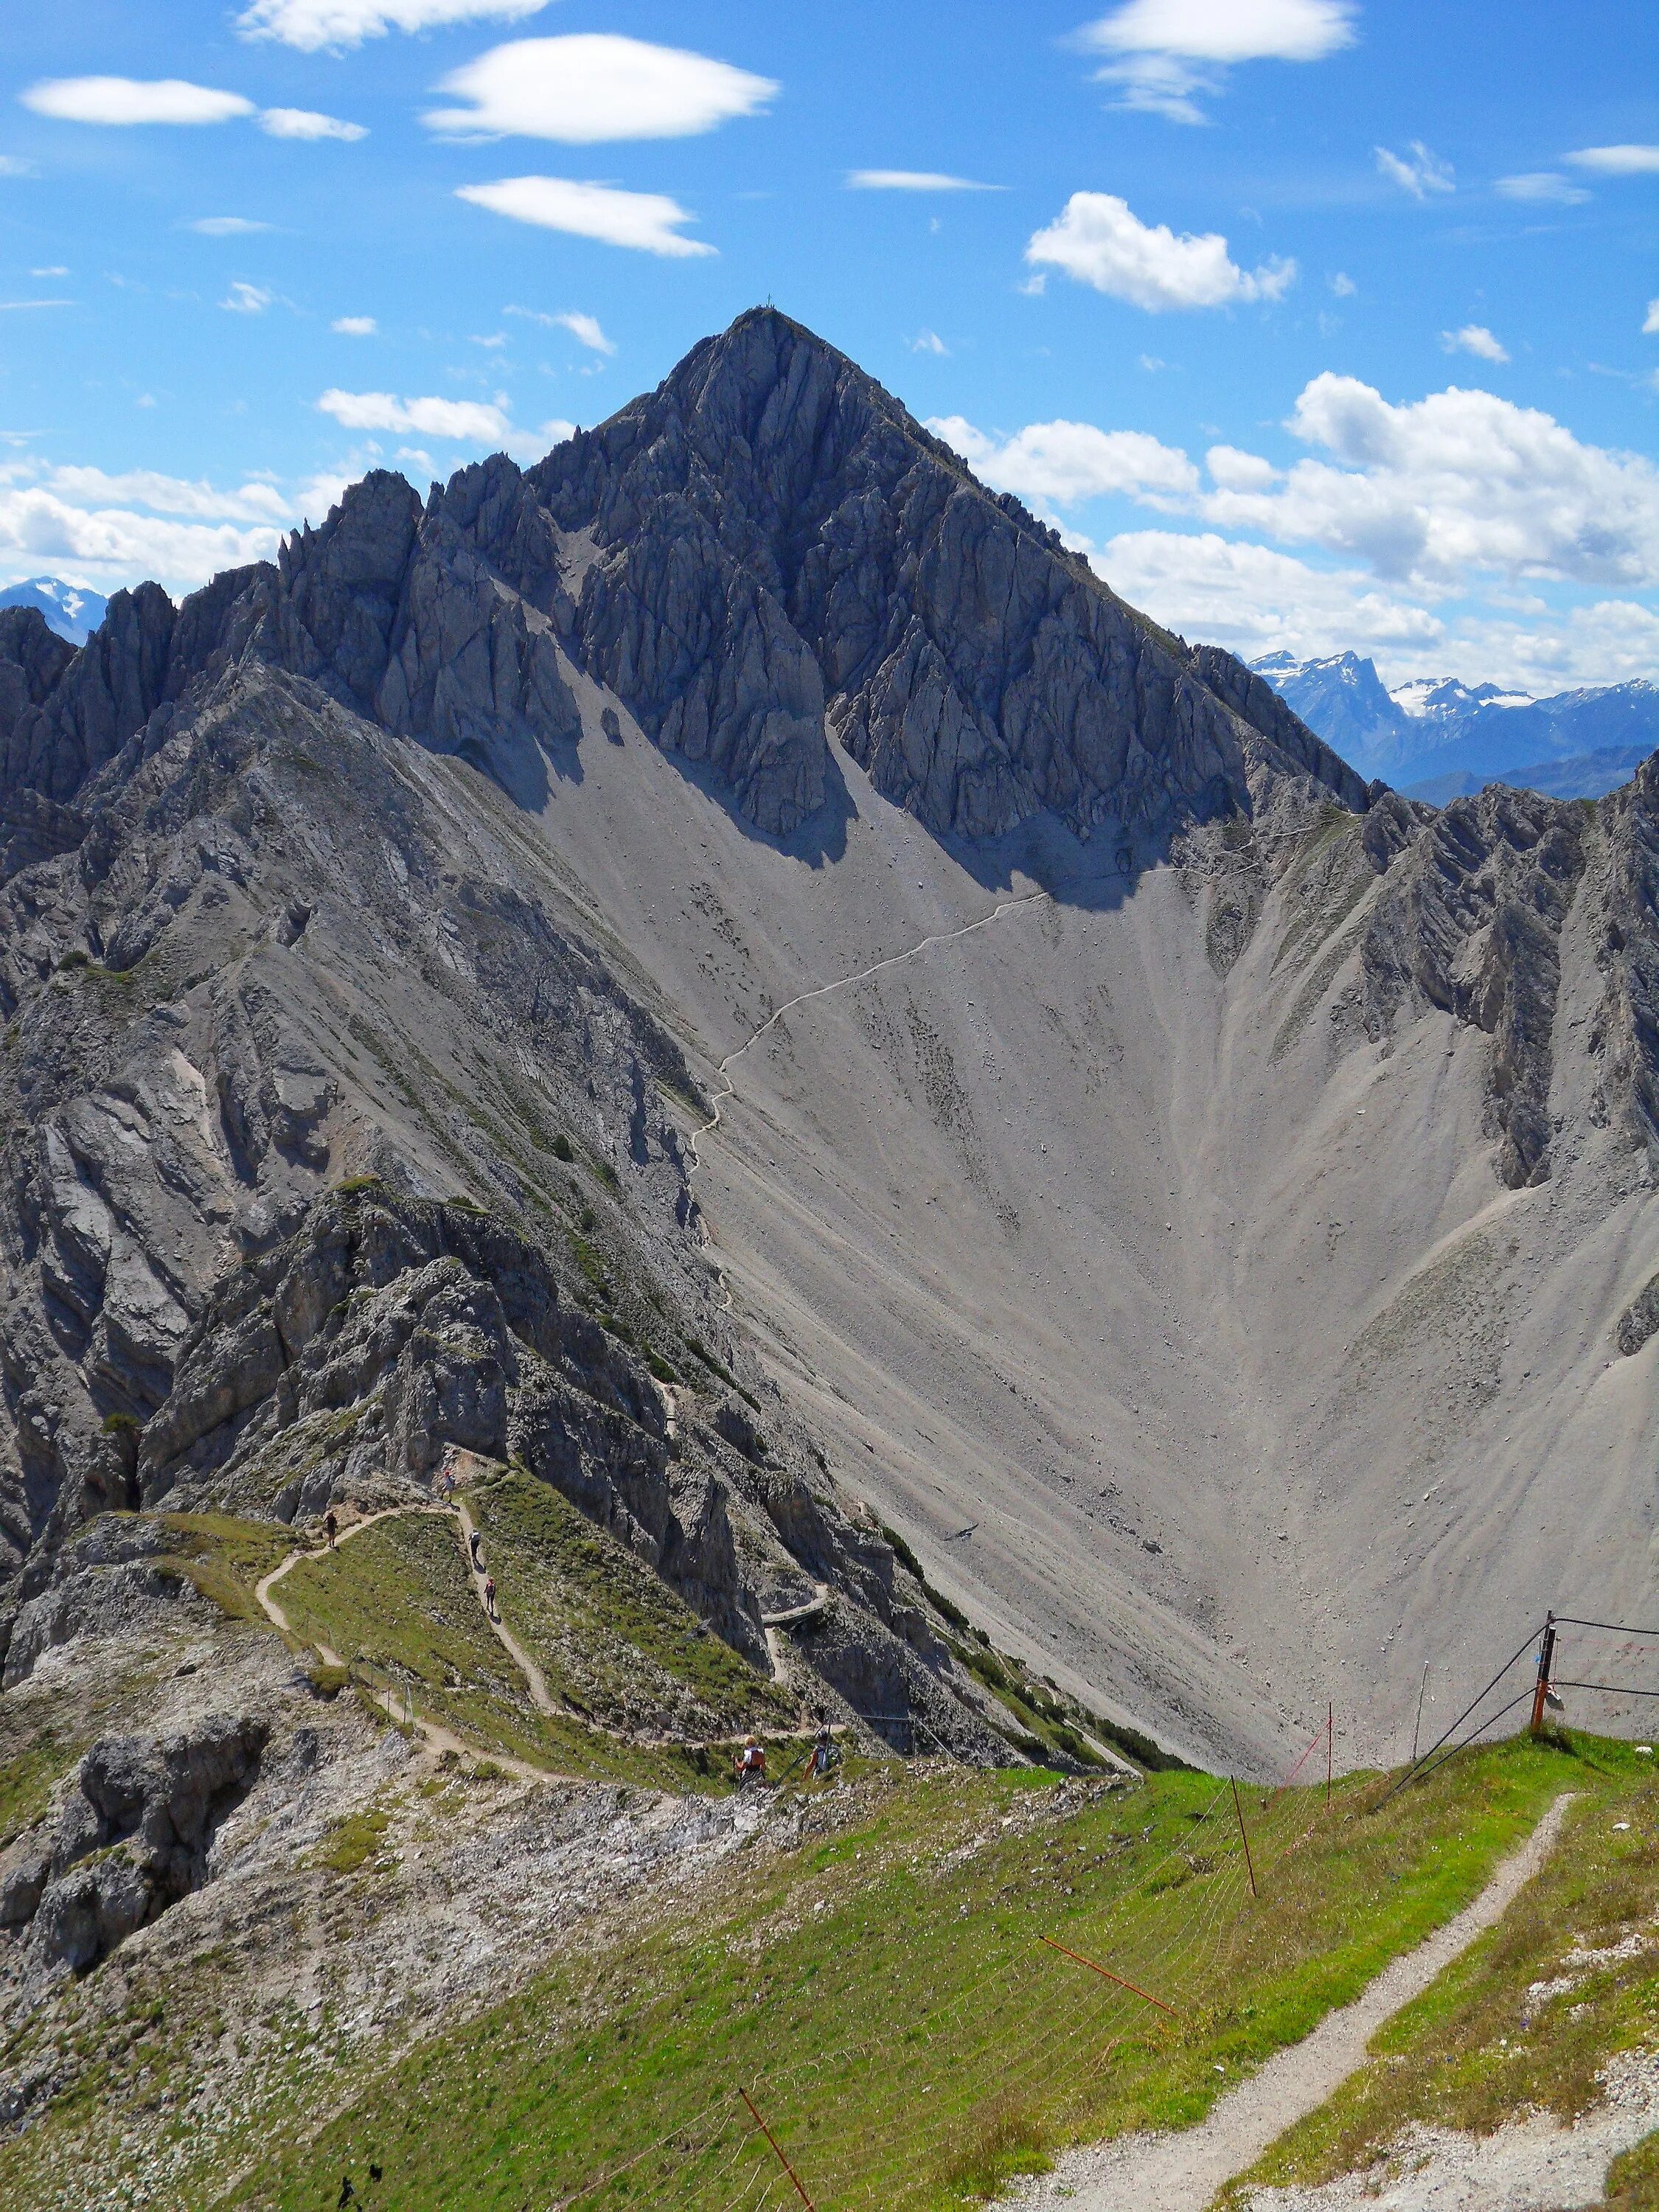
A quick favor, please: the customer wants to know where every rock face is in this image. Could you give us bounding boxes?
[2,1714,266,1973]
[532,310,1369,841]
[0,310,1364,854]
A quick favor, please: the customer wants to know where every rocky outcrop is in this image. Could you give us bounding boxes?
[532,308,1368,842]
[2,1714,266,1974]
[0,313,1368,855]
[1357,785,1588,1186]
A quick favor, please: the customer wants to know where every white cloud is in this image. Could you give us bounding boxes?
[1076,0,1355,121]
[236,0,549,52]
[1449,598,1659,695]
[1206,443,1278,490]
[470,331,507,349]
[456,176,714,257]
[1329,271,1356,297]
[425,35,776,144]
[1096,529,1444,663]
[928,414,1200,507]
[21,78,254,127]
[1026,192,1295,311]
[1495,172,1590,206]
[1645,300,1659,338]
[316,389,509,441]
[1442,324,1509,364]
[1206,375,1659,591]
[846,170,997,192]
[553,310,613,354]
[0,156,37,178]
[1374,142,1454,198]
[0,478,281,593]
[332,314,377,335]
[501,417,578,465]
[192,216,271,236]
[934,370,1659,618]
[0,299,74,312]
[259,108,367,142]
[44,465,289,523]
[220,282,274,315]
[32,267,69,277]
[911,330,950,357]
[1565,145,1659,176]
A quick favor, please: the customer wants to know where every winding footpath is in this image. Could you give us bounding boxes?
[1007,1792,1579,2212]
[685,886,1054,1186]
[252,1495,830,1773]
[254,1503,555,1783]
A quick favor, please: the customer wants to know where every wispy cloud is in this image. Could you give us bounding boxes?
[236,0,549,52]
[1074,0,1356,124]
[1565,144,1659,176]
[0,155,38,177]
[259,107,367,142]
[846,170,998,192]
[316,389,509,441]
[910,330,950,356]
[220,281,274,315]
[21,77,254,126]
[457,176,714,257]
[425,35,776,143]
[192,216,272,236]
[1495,172,1590,205]
[0,299,74,312]
[1374,142,1454,198]
[331,315,377,335]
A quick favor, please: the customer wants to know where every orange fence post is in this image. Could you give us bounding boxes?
[738,2087,815,2211]
[1037,1934,1181,2016]
[1231,1776,1259,1897]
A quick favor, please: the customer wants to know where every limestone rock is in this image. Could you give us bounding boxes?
[19,1714,267,1973]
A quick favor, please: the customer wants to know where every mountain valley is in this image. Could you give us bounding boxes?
[0,308,1656,2206]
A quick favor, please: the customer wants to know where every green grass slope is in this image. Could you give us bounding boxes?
[1228,1733,1659,2204]
[215,1735,1590,2211]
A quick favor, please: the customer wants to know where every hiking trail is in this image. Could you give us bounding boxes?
[251,1493,832,1773]
[683,888,1054,1309]
[1004,1791,1579,2211]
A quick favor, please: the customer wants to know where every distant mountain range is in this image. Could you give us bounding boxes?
[0,576,110,648]
[1251,648,1659,803]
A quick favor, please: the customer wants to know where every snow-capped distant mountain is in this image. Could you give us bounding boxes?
[1248,650,1411,769]
[0,576,108,647]
[1252,650,1659,799]
[1391,674,1534,720]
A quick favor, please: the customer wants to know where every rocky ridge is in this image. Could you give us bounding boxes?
[1,305,1657,1778]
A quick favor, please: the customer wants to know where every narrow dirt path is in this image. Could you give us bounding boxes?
[1007,1792,1579,2212]
[453,1497,560,1717]
[252,1494,828,1764]
[254,1501,557,1781]
[686,886,1054,1181]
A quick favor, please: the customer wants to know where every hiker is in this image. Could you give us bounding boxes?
[734,1738,768,1788]
[805,1727,840,1780]
[484,1573,498,1621]
[325,1510,338,1551]
[469,1526,483,1571]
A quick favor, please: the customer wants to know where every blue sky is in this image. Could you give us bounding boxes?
[2,0,1656,692]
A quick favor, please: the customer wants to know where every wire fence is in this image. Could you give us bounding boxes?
[523,1732,1456,2211]
[519,1609,1659,2209]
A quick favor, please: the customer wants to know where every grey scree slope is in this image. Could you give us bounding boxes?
[2,307,1658,1773]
